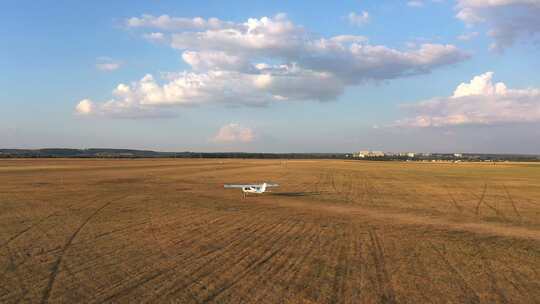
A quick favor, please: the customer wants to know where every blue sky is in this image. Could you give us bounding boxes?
[1,0,540,153]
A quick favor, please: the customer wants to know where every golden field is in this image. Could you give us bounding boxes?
[1,158,540,303]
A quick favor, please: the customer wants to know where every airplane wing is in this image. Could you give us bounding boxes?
[224,183,279,188]
[224,184,258,188]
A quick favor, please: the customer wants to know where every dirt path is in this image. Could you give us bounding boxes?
[264,198,540,242]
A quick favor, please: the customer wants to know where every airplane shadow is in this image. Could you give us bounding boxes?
[270,191,321,197]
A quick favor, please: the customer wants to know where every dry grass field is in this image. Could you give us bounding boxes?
[1,158,540,303]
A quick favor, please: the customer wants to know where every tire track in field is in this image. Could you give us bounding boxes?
[171,212,255,248]
[1,192,110,250]
[58,263,97,301]
[154,216,293,302]
[2,194,110,303]
[404,245,439,304]
[209,218,310,303]
[282,219,324,298]
[168,208,236,246]
[186,217,300,303]
[330,171,338,194]
[351,224,366,301]
[303,221,343,303]
[188,218,300,300]
[3,245,29,303]
[101,209,286,302]
[302,221,336,302]
[0,213,58,249]
[469,183,509,221]
[474,183,488,216]
[271,197,540,241]
[498,260,540,303]
[330,223,352,304]
[165,225,254,303]
[188,218,298,296]
[54,217,154,299]
[342,223,360,301]
[84,219,150,244]
[240,219,312,303]
[146,205,229,260]
[502,184,522,220]
[444,184,464,213]
[428,242,480,304]
[367,228,397,304]
[39,195,126,304]
[479,250,509,304]
[200,243,287,303]
[326,171,356,204]
[282,223,322,294]
[97,211,262,302]
[394,244,432,303]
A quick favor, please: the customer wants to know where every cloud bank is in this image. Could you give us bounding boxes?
[397,71,540,127]
[456,0,540,50]
[77,13,468,117]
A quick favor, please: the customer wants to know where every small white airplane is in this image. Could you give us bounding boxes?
[224,182,279,198]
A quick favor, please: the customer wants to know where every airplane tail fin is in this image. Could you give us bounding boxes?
[260,182,267,193]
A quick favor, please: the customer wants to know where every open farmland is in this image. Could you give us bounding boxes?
[1,159,540,303]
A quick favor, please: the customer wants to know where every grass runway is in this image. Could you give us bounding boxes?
[1,159,539,303]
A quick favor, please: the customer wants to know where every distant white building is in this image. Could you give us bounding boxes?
[371,151,385,157]
[454,153,463,158]
[353,150,385,158]
[407,152,415,158]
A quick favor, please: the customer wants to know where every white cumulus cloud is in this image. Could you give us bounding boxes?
[212,123,255,143]
[75,99,94,115]
[181,51,252,72]
[143,32,166,43]
[396,71,540,127]
[78,13,468,118]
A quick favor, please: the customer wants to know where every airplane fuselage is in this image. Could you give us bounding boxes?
[242,186,264,194]
[224,182,278,197]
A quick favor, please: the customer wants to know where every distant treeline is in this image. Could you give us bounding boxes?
[0,148,347,159]
[1,148,539,162]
